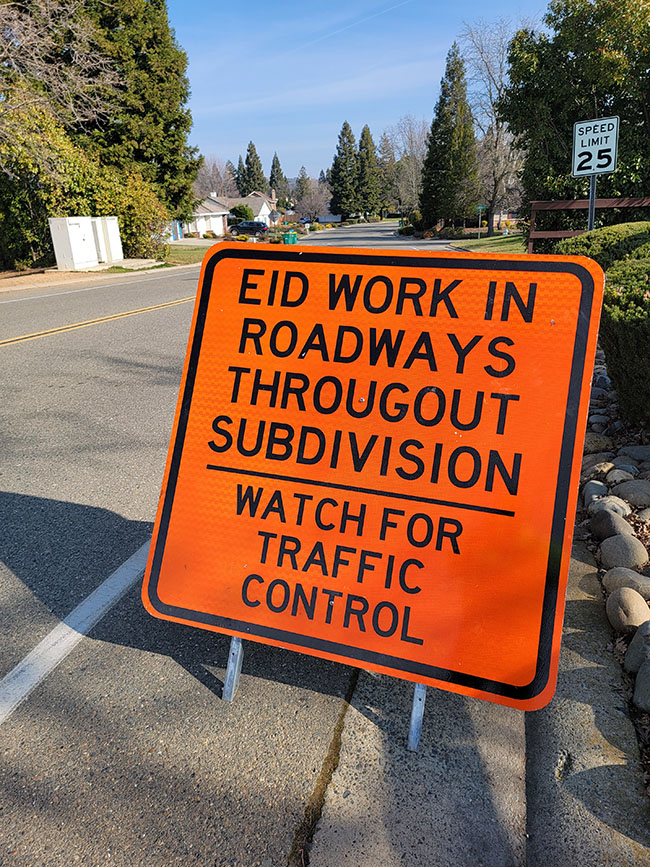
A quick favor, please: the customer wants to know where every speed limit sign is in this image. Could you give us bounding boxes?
[572,116,619,177]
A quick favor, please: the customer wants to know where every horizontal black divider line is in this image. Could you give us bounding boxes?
[206,464,515,517]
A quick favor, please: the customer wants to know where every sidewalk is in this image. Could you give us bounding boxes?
[309,542,650,866]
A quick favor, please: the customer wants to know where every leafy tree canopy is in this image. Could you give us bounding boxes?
[498,0,650,233]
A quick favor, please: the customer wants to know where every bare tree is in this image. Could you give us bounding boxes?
[0,0,119,176]
[384,114,428,212]
[460,19,523,233]
[195,155,238,198]
[294,180,330,219]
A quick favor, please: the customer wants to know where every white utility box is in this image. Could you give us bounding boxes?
[101,216,123,262]
[48,217,99,270]
[49,215,124,270]
[91,217,108,262]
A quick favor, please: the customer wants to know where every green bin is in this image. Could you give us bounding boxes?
[282,231,298,245]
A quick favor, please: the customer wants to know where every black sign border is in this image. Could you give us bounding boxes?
[145,246,597,702]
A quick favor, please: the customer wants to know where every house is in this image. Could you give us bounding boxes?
[182,197,230,237]
[209,191,278,227]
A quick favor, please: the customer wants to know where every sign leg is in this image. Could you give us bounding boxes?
[407,682,427,751]
[222,636,244,702]
[588,175,597,231]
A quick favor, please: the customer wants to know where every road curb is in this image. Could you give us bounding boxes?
[0,261,202,296]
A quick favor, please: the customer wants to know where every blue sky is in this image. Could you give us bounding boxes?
[167,0,547,179]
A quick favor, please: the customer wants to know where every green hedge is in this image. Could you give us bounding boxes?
[599,258,650,424]
[555,221,650,270]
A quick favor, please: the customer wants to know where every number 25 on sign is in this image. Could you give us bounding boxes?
[142,244,604,711]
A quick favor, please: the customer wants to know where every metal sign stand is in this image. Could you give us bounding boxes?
[222,636,244,702]
[222,635,428,750]
[588,175,597,231]
[407,683,427,751]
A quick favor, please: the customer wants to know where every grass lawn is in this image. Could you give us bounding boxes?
[449,234,527,254]
[164,245,211,266]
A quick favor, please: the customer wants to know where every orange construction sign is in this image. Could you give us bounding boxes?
[142,243,603,710]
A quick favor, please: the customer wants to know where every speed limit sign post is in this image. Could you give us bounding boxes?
[572,116,620,230]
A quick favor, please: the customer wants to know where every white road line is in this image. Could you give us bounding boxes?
[0,266,201,304]
[0,539,150,724]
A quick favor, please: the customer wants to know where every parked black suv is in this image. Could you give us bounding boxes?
[230,221,269,237]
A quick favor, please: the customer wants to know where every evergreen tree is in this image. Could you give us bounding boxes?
[235,156,246,195]
[378,132,399,212]
[240,141,266,195]
[357,125,381,216]
[269,152,290,206]
[420,43,479,227]
[318,169,330,189]
[80,0,200,218]
[294,166,312,203]
[329,121,359,219]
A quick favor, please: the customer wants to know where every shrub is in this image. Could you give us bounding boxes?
[599,258,650,424]
[409,209,423,229]
[555,222,650,270]
[235,234,249,242]
[230,204,254,221]
[436,226,465,240]
[398,226,415,235]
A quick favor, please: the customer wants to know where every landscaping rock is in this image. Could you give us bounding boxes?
[602,567,650,600]
[587,495,631,517]
[605,469,634,485]
[581,461,615,483]
[582,451,615,469]
[589,510,634,542]
[589,414,609,424]
[632,659,650,712]
[624,622,650,673]
[583,479,608,508]
[619,445,650,462]
[599,534,648,571]
[637,508,650,522]
[584,432,614,453]
[611,479,650,507]
[605,587,650,634]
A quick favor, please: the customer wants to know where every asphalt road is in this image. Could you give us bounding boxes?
[0,222,445,866]
[1,222,646,866]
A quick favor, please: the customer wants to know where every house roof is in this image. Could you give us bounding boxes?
[210,192,277,219]
[189,198,230,218]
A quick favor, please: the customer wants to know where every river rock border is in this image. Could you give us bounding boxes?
[577,346,650,794]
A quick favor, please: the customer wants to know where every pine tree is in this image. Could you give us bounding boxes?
[80,0,200,218]
[239,141,266,195]
[269,153,290,206]
[357,125,381,216]
[329,121,359,220]
[294,166,312,203]
[378,132,399,212]
[420,43,479,228]
[235,156,246,195]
